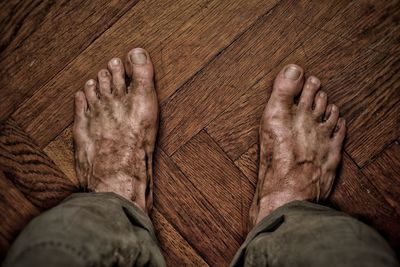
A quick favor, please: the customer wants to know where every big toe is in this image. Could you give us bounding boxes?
[270,64,304,109]
[125,48,154,95]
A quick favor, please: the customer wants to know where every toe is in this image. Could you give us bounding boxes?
[108,57,126,96]
[270,64,304,108]
[73,91,88,143]
[299,76,320,110]
[84,79,98,109]
[74,91,87,118]
[97,69,112,96]
[125,48,154,94]
[313,90,327,119]
[324,104,339,134]
[332,118,346,145]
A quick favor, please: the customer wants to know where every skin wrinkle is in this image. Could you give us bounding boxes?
[74,50,158,213]
[249,65,345,229]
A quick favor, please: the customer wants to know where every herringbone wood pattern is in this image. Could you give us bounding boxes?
[0,0,399,265]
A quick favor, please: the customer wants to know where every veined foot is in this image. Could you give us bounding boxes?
[73,48,158,213]
[249,64,346,228]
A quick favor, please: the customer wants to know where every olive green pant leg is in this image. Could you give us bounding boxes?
[230,201,398,267]
[3,192,166,267]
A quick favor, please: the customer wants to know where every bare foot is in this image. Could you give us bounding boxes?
[249,64,346,228]
[73,48,158,213]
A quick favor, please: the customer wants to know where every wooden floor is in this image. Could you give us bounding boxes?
[0,0,399,265]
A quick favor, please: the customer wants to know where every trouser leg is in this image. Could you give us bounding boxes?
[230,201,398,267]
[3,192,165,267]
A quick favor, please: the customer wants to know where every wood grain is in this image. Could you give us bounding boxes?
[322,0,400,53]
[172,131,254,236]
[206,25,399,166]
[362,142,400,215]
[1,0,399,264]
[154,149,242,266]
[159,0,348,155]
[0,119,76,209]
[0,0,139,122]
[11,0,281,148]
[234,144,258,187]
[151,209,209,267]
[0,170,40,258]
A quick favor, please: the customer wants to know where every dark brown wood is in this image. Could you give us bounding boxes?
[154,148,242,266]
[11,0,282,148]
[0,0,139,122]
[172,130,254,237]
[205,27,400,166]
[151,209,209,267]
[362,142,400,216]
[1,0,399,264]
[234,144,258,187]
[0,170,39,258]
[322,0,400,53]
[0,119,76,209]
[159,0,348,155]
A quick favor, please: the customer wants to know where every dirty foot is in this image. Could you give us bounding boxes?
[249,64,346,228]
[73,48,158,213]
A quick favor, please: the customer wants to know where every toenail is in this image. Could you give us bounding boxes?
[332,105,337,111]
[284,66,301,80]
[101,70,109,77]
[111,58,121,66]
[86,79,95,86]
[310,76,319,84]
[319,91,326,98]
[130,50,147,65]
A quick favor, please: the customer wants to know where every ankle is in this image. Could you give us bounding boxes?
[254,192,304,225]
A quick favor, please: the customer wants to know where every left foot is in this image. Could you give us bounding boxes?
[73,48,158,213]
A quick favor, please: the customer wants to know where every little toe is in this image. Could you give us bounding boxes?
[323,104,339,134]
[73,91,88,143]
[97,69,112,96]
[74,91,87,119]
[299,76,320,110]
[125,48,154,95]
[84,79,98,109]
[108,57,127,96]
[313,90,327,120]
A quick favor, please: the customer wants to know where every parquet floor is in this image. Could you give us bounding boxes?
[0,0,399,265]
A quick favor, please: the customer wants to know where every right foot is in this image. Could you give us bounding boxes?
[73,48,158,213]
[249,64,346,228]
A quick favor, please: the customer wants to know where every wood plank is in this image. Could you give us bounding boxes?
[154,148,242,266]
[0,119,76,209]
[12,0,282,148]
[234,144,258,187]
[172,130,253,236]
[151,209,209,267]
[205,76,269,160]
[0,0,139,122]
[322,0,400,53]
[362,142,400,216]
[0,170,40,259]
[43,126,77,186]
[159,0,348,155]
